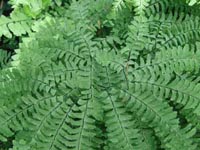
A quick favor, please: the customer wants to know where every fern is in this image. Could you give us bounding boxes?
[0,10,32,38]
[0,0,67,38]
[187,0,200,5]
[0,50,10,69]
[112,0,126,11]
[1,0,200,149]
[112,0,150,15]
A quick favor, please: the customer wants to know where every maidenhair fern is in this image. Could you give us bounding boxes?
[0,0,66,38]
[1,0,200,149]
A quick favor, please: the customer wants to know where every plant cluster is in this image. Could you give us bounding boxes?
[1,0,200,149]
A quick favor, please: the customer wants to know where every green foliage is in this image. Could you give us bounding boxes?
[1,0,200,149]
[112,0,150,15]
[0,11,32,38]
[9,0,52,17]
[187,0,200,5]
[0,50,10,70]
[0,0,67,39]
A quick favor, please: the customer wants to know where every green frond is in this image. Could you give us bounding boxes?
[112,0,150,15]
[0,0,67,39]
[133,44,200,74]
[0,50,11,69]
[112,0,126,12]
[117,86,197,149]
[0,66,102,149]
[101,89,143,149]
[147,0,200,17]
[126,11,200,60]
[9,0,52,18]
[132,0,150,15]
[187,0,200,5]
[0,11,32,38]
[139,129,157,150]
[132,67,200,129]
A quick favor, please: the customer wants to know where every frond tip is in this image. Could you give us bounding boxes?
[112,0,126,12]
[112,0,150,15]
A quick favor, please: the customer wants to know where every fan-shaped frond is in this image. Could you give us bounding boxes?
[1,0,200,150]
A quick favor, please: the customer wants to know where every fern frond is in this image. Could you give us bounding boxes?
[9,0,52,18]
[126,12,200,60]
[132,0,150,15]
[117,85,197,149]
[133,44,200,75]
[0,0,66,38]
[187,0,200,5]
[0,11,32,38]
[132,67,200,129]
[112,0,150,15]
[139,129,158,149]
[112,0,126,12]
[0,50,11,69]
[147,0,200,17]
[99,68,143,149]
